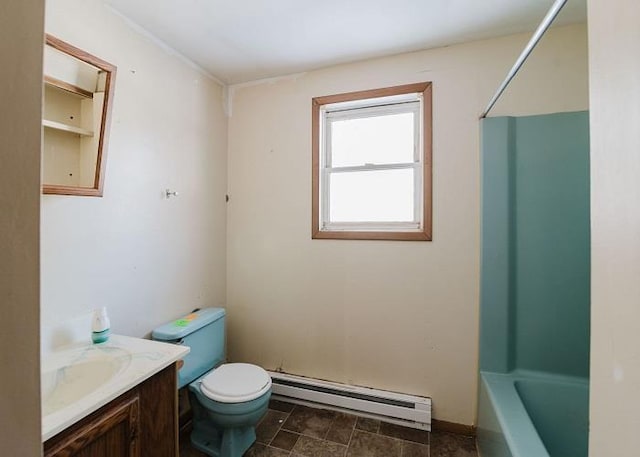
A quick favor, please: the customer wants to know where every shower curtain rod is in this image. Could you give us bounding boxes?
[480,0,569,119]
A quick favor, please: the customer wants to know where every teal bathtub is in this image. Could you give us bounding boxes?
[478,371,589,457]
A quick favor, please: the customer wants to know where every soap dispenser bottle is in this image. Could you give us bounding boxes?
[91,307,111,344]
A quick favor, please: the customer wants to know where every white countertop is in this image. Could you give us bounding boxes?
[42,334,189,441]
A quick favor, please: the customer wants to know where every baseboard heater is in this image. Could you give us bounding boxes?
[268,371,431,431]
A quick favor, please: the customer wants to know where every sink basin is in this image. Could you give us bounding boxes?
[41,334,189,441]
[42,346,131,416]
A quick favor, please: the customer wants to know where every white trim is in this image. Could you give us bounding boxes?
[228,72,307,91]
[268,371,431,431]
[326,162,418,174]
[105,5,224,86]
[320,107,330,226]
[222,73,308,117]
[222,86,233,117]
[414,95,424,224]
[323,221,421,232]
[326,100,419,121]
[324,93,420,113]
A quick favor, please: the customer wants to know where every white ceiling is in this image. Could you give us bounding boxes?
[105,0,586,84]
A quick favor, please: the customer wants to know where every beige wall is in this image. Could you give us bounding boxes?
[226,24,588,425]
[588,1,640,455]
[41,0,228,348]
[0,1,44,455]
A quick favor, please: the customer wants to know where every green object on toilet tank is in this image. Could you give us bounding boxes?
[152,307,225,339]
[152,307,226,388]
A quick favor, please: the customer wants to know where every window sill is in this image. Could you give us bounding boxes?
[312,229,431,241]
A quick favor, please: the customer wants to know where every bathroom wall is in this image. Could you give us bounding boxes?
[0,1,44,454]
[41,0,228,350]
[226,23,588,425]
[588,0,640,455]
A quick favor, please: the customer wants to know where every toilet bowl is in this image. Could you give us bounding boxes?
[152,308,271,457]
[189,363,271,456]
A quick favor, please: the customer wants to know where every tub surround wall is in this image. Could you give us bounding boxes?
[478,112,591,457]
[42,0,228,348]
[479,119,512,374]
[480,112,591,378]
[226,24,589,425]
[0,1,44,454]
[512,113,590,377]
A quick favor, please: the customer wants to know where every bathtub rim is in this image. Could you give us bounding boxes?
[480,371,543,457]
[480,370,589,457]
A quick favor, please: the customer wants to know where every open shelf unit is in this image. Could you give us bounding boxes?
[42,77,102,188]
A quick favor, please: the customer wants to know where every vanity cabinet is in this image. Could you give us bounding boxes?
[44,364,178,457]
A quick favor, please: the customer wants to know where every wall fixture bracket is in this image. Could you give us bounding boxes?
[165,189,179,199]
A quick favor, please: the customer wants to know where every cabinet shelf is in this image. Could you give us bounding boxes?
[43,119,94,137]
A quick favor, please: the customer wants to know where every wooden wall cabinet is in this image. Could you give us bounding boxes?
[44,364,178,457]
[43,34,116,197]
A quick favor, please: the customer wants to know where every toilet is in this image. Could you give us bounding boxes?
[152,307,271,457]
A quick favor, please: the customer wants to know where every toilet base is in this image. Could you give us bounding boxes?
[190,421,256,457]
[188,377,270,457]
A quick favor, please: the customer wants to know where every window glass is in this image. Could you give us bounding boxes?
[330,112,415,167]
[329,169,414,222]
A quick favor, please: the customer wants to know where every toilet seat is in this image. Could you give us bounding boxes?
[201,363,272,403]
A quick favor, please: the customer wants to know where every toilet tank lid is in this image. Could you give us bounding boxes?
[152,307,225,341]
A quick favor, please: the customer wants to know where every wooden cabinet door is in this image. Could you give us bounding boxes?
[44,396,140,457]
[138,365,178,457]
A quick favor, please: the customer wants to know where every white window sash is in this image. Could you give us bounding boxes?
[319,96,424,231]
[326,101,419,125]
[325,162,417,173]
[323,221,423,232]
[324,92,421,113]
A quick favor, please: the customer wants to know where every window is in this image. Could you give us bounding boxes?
[312,82,432,241]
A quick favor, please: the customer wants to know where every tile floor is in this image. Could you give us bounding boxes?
[180,400,478,457]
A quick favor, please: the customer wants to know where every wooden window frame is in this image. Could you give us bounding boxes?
[312,82,433,241]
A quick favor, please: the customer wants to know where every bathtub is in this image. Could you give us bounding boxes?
[478,371,589,457]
